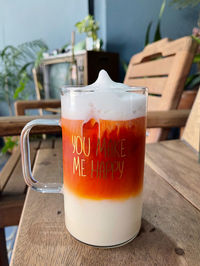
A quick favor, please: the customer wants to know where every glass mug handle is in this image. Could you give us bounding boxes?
[20,119,62,194]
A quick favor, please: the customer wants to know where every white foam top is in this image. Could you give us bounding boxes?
[61,70,147,120]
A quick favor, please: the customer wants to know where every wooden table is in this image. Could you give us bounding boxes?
[10,139,200,266]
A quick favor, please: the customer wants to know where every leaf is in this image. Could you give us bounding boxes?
[1,137,18,154]
[1,45,18,58]
[13,86,24,99]
[17,39,48,65]
[13,72,28,99]
[121,60,128,73]
[185,73,200,90]
[192,35,200,45]
[154,22,162,42]
[145,21,152,46]
[159,0,166,20]
[18,62,33,76]
[75,15,99,41]
[153,0,166,42]
[75,22,81,27]
[169,0,200,9]
[185,73,199,86]
[0,39,48,105]
[74,40,86,52]
[34,47,47,68]
[193,54,200,63]
[61,42,70,51]
[0,92,6,101]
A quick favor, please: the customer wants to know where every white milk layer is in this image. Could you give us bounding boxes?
[61,70,146,121]
[63,187,143,246]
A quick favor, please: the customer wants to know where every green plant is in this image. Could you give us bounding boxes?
[1,137,18,154]
[34,47,48,69]
[170,0,200,8]
[169,0,200,90]
[0,40,48,115]
[75,15,99,41]
[121,0,166,75]
[184,36,200,90]
[0,40,48,154]
[145,0,166,46]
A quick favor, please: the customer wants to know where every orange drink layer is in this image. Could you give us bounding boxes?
[62,116,146,200]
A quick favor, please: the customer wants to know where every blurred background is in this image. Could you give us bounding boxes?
[0,0,198,60]
[0,0,199,115]
[1,0,200,262]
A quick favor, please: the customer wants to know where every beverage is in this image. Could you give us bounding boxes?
[61,71,146,246]
[21,70,147,247]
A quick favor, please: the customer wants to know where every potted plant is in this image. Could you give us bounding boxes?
[0,40,48,115]
[75,15,101,51]
[0,40,48,154]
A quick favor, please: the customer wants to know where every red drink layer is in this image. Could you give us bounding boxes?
[62,116,146,200]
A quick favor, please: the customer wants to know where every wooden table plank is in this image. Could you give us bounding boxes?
[0,115,60,136]
[40,138,54,149]
[0,110,189,136]
[0,141,40,228]
[54,137,62,150]
[0,147,21,191]
[146,140,200,210]
[2,141,40,196]
[0,195,25,227]
[0,139,57,229]
[11,146,200,266]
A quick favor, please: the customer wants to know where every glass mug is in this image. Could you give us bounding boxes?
[21,84,147,248]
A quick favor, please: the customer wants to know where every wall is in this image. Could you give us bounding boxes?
[94,0,107,49]
[0,0,88,115]
[0,0,88,50]
[95,0,199,80]
[0,0,199,114]
[1,0,197,78]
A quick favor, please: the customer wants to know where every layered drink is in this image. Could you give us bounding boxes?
[61,70,147,247]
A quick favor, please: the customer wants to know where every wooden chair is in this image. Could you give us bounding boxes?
[182,87,200,153]
[15,99,61,116]
[124,36,198,143]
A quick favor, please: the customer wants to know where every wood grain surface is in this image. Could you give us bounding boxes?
[11,141,200,266]
[0,139,56,228]
[124,36,198,143]
[131,37,197,64]
[0,114,60,136]
[15,99,61,116]
[0,141,40,227]
[126,77,167,95]
[0,139,58,265]
[129,56,174,77]
[182,88,200,152]
[0,147,21,191]
[0,110,189,137]
[146,140,200,210]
